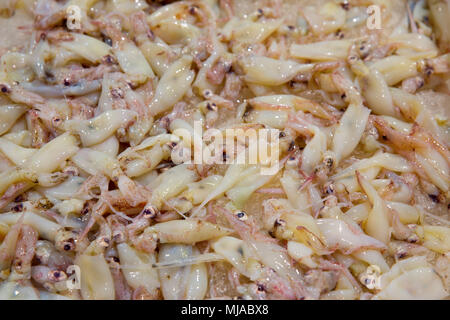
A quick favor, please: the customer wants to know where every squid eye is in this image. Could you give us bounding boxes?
[143,204,159,219]
[234,211,248,221]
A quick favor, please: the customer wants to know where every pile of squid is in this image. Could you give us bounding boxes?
[0,0,449,300]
